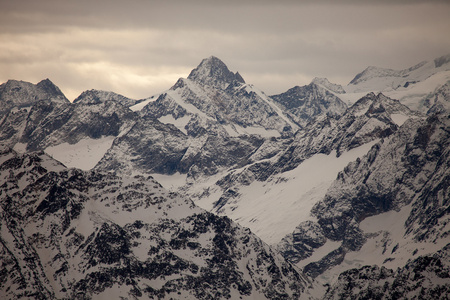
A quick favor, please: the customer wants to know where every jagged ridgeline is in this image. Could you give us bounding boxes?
[1,54,450,299]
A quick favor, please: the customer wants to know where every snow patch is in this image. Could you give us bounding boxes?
[338,92,373,107]
[45,136,115,170]
[159,115,190,134]
[318,202,449,287]
[151,172,188,190]
[223,124,280,138]
[297,240,341,269]
[167,88,215,121]
[390,113,410,126]
[129,94,158,111]
[12,142,27,153]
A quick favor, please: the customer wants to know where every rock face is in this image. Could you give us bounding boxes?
[0,79,68,115]
[187,56,245,89]
[277,113,450,287]
[0,92,136,152]
[424,81,450,115]
[311,77,346,94]
[73,89,142,107]
[0,148,307,299]
[324,244,450,300]
[271,82,347,127]
[97,116,190,175]
[280,92,417,162]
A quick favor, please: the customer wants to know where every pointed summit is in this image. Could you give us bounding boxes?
[188,56,245,88]
[311,77,345,94]
[0,79,68,114]
[349,92,419,123]
[73,89,139,107]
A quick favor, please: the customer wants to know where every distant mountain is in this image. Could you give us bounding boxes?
[0,97,135,151]
[0,79,68,115]
[311,77,346,94]
[98,56,297,179]
[270,82,347,127]
[348,54,450,91]
[343,54,450,112]
[73,89,142,107]
[0,88,137,170]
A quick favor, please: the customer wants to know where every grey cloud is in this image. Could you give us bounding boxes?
[1,0,449,100]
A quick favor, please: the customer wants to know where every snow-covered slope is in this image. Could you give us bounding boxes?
[193,141,377,246]
[347,54,450,93]
[0,147,307,299]
[73,89,143,107]
[342,54,450,112]
[423,80,450,114]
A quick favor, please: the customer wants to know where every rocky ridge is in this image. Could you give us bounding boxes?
[73,89,142,107]
[323,244,450,299]
[0,79,68,115]
[277,113,450,287]
[0,96,136,153]
[271,82,347,127]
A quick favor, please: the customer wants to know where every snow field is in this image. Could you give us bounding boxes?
[45,136,116,170]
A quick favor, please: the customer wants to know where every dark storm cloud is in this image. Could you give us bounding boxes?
[1,0,449,100]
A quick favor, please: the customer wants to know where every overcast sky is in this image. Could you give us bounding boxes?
[1,0,449,101]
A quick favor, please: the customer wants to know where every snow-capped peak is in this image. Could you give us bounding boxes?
[187,56,245,89]
[346,54,450,95]
[0,78,68,114]
[348,92,421,125]
[73,89,139,107]
[311,77,346,94]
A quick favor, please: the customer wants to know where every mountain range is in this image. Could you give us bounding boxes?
[1,54,449,299]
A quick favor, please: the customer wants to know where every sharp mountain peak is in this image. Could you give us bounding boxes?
[188,56,245,87]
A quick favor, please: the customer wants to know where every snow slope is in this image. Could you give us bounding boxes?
[45,136,116,170]
[192,141,377,245]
